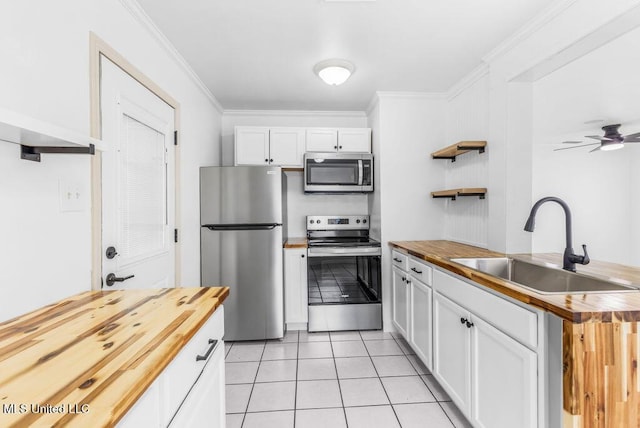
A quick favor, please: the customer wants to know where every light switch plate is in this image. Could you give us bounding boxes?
[59,180,85,212]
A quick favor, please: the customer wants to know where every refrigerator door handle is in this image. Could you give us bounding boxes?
[204,223,282,231]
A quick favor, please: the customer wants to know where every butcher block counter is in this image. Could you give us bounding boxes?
[390,239,640,323]
[390,240,640,428]
[283,237,308,249]
[0,286,229,427]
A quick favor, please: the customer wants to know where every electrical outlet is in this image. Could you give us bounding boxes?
[59,180,85,212]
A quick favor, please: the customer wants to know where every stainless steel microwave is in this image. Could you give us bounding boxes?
[304,153,374,193]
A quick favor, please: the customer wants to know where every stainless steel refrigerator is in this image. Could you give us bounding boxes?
[200,166,284,341]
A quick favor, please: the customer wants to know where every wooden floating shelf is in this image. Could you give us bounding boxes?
[0,107,103,162]
[431,141,486,162]
[282,167,304,172]
[431,188,487,200]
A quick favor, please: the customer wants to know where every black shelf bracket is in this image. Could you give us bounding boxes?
[432,194,457,200]
[432,155,457,162]
[456,144,485,154]
[21,144,95,162]
[458,192,486,200]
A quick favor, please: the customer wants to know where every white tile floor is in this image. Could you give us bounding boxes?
[224,330,473,428]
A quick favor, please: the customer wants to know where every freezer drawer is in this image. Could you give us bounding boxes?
[201,226,284,341]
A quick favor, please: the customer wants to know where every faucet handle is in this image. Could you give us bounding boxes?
[580,244,590,265]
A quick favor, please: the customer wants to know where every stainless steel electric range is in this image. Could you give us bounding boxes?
[306,215,382,332]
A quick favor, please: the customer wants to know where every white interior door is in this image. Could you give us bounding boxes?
[100,56,175,290]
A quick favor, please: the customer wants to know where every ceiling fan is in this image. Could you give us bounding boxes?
[554,124,640,152]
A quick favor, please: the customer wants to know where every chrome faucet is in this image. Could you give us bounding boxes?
[523,196,589,272]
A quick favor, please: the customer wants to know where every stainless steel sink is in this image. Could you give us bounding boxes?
[450,257,638,294]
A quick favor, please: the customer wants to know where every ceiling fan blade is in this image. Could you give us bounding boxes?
[624,139,640,143]
[623,132,640,140]
[585,135,614,141]
[589,146,601,153]
[561,141,584,144]
[553,143,600,151]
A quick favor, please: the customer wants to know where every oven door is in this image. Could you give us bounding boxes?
[304,153,373,193]
[307,251,382,331]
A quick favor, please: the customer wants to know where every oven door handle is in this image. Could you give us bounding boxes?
[308,247,382,257]
[357,160,363,186]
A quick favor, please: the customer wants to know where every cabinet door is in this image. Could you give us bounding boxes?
[471,316,537,428]
[306,128,338,152]
[433,292,471,414]
[337,128,371,153]
[409,277,432,370]
[117,378,161,427]
[168,340,225,428]
[284,248,308,326]
[269,128,306,167]
[162,307,224,422]
[235,127,270,165]
[392,267,409,338]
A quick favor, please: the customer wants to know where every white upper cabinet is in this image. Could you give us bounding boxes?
[236,126,371,166]
[306,128,371,153]
[235,126,305,167]
[235,127,270,165]
[338,128,371,153]
[305,128,338,152]
[269,128,305,166]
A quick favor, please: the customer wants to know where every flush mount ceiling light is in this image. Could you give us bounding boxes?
[313,59,355,86]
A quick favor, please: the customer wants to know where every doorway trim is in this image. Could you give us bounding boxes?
[89,32,181,290]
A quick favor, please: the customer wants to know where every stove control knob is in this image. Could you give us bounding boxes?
[356,219,361,224]
[310,220,315,224]
[317,219,321,224]
[363,219,367,224]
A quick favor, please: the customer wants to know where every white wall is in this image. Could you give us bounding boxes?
[444,73,490,247]
[222,110,370,238]
[442,0,640,255]
[531,26,640,266]
[0,0,221,321]
[368,94,447,330]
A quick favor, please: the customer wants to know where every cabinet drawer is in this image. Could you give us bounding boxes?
[408,258,432,285]
[433,270,537,349]
[162,306,225,423]
[391,250,408,271]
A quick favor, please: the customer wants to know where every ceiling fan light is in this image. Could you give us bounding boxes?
[601,142,624,151]
[314,59,355,86]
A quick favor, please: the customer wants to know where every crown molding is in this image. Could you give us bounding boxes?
[446,64,489,101]
[223,109,367,118]
[119,0,224,114]
[482,0,579,64]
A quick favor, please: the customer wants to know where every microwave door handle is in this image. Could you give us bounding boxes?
[358,160,363,186]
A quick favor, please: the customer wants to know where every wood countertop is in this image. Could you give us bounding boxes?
[284,238,308,249]
[390,240,640,323]
[0,286,229,427]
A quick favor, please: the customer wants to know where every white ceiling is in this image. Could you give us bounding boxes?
[136,0,557,111]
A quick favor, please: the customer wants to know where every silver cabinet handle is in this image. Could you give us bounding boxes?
[196,339,219,362]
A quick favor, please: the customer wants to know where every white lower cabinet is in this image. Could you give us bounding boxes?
[409,277,433,369]
[284,247,308,329]
[391,266,409,337]
[432,270,539,428]
[389,251,543,428]
[433,292,471,410]
[169,341,225,427]
[118,306,225,428]
[472,316,537,428]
